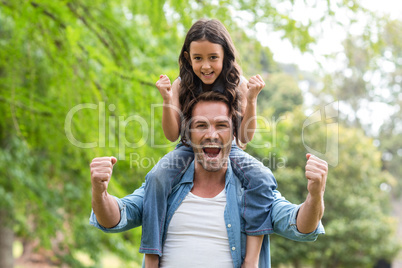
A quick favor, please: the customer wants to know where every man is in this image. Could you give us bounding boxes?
[89,91,327,267]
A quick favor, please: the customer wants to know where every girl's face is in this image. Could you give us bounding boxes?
[186,40,224,87]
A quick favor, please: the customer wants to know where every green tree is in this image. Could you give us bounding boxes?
[318,17,402,264]
[0,1,175,266]
[376,19,402,195]
[258,72,303,118]
[321,19,402,192]
[248,106,399,266]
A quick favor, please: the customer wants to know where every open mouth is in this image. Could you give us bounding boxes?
[202,145,221,158]
[202,71,214,77]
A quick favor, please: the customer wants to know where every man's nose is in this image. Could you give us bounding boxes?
[205,125,219,139]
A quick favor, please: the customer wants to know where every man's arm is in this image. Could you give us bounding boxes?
[271,154,327,241]
[90,156,121,228]
[296,154,328,233]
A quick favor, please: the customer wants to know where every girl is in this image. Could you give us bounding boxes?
[142,19,277,267]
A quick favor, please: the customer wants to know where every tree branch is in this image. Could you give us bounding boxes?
[66,2,118,63]
[1,0,10,7]
[30,2,66,29]
[113,72,155,87]
[0,96,52,117]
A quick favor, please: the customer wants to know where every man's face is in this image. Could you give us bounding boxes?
[190,101,233,172]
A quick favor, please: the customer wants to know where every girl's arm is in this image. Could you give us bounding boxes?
[238,75,265,144]
[156,75,181,142]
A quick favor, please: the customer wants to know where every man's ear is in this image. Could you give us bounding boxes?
[184,51,192,66]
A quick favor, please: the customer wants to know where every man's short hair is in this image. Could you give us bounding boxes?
[180,91,242,147]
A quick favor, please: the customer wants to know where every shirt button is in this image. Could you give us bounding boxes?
[232,247,236,251]
[227,224,232,228]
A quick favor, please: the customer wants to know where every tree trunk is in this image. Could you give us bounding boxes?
[0,209,14,268]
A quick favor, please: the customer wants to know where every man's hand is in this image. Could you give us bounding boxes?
[296,154,328,233]
[90,156,120,228]
[305,153,328,198]
[90,156,117,196]
[246,74,265,102]
[156,74,173,102]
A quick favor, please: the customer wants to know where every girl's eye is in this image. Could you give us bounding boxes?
[194,57,201,60]
[210,56,218,60]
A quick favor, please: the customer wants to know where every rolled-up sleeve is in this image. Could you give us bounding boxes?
[271,190,325,241]
[89,183,145,233]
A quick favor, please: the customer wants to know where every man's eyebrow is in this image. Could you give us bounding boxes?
[215,118,230,124]
[192,118,208,124]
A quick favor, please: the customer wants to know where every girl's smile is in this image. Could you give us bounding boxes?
[186,40,224,87]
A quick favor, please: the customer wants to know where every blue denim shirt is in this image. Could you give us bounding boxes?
[90,161,325,268]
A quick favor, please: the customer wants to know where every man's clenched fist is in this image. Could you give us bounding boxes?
[90,156,117,195]
[305,153,328,198]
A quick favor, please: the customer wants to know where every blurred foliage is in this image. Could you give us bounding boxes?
[250,108,399,267]
[320,18,402,195]
[0,0,400,266]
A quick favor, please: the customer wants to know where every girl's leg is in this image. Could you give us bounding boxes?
[229,142,277,235]
[230,143,277,266]
[140,144,194,256]
[243,235,263,267]
[144,254,159,268]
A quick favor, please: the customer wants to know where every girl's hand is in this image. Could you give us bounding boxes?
[156,74,173,102]
[246,74,265,102]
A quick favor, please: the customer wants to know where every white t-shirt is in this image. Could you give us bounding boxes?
[160,190,233,268]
